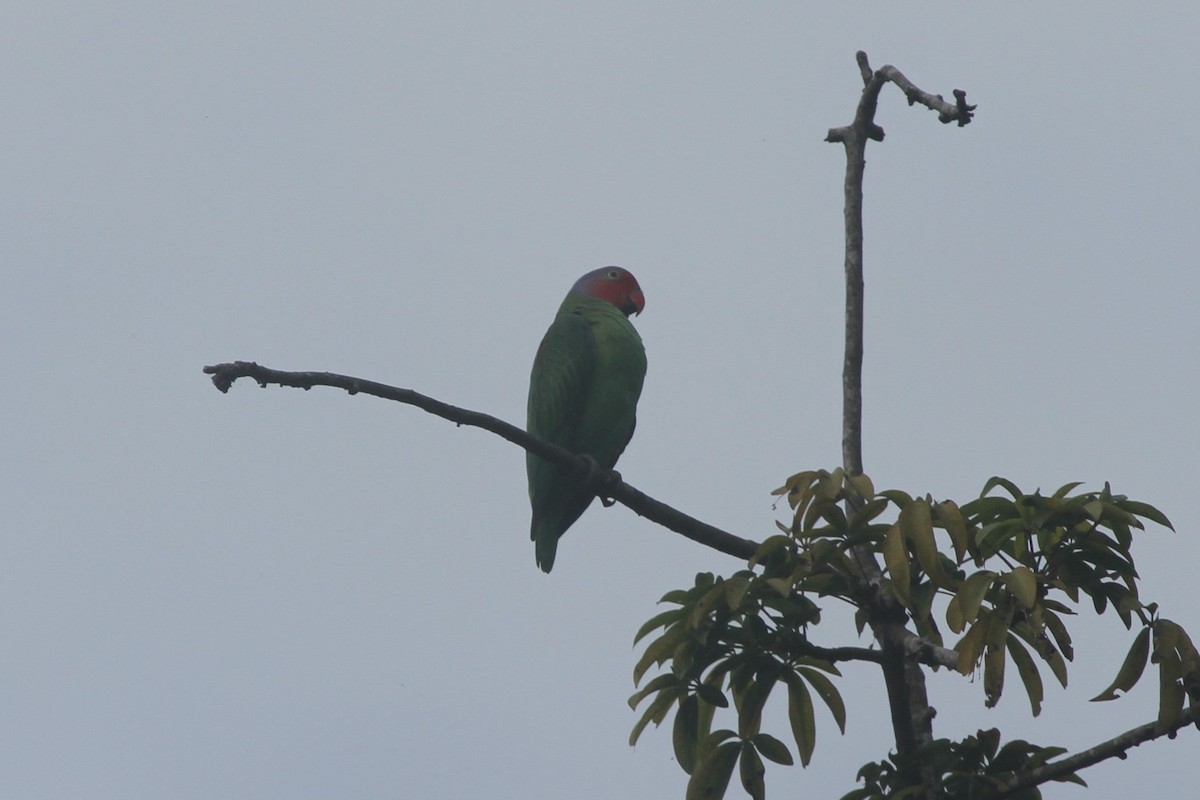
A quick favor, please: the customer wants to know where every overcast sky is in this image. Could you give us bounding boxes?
[4,3,1199,799]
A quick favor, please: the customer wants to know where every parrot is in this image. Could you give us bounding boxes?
[526,266,647,572]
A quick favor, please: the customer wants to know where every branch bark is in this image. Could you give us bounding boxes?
[984,704,1200,800]
[825,51,1196,799]
[828,51,972,798]
[202,360,760,561]
[828,49,973,480]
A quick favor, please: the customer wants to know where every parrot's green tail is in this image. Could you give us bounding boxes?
[532,523,559,573]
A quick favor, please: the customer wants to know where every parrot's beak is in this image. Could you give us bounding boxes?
[627,287,645,316]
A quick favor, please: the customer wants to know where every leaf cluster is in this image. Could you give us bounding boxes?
[844,728,1081,800]
[628,568,847,800]
[631,470,1193,800]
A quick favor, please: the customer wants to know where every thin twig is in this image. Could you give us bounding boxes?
[202,361,760,561]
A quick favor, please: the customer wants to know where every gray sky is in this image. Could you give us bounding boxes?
[4,3,1198,799]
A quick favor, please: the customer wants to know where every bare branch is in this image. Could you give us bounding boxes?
[826,51,975,144]
[826,50,974,480]
[202,361,759,561]
[984,704,1200,800]
[806,644,884,664]
[877,64,976,126]
[884,625,961,671]
[826,52,974,797]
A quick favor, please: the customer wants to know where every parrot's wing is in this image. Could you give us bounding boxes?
[527,310,598,572]
[527,310,596,452]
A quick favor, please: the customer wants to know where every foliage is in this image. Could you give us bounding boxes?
[843,729,1081,800]
[630,469,1194,799]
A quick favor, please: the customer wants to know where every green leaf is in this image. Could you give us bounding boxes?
[739,740,767,800]
[1042,608,1075,662]
[1051,481,1085,499]
[986,604,1014,650]
[1004,567,1038,610]
[981,476,1023,499]
[634,625,686,685]
[909,578,938,625]
[934,500,970,563]
[1091,626,1151,702]
[785,671,817,766]
[984,639,1007,708]
[723,574,752,610]
[993,738,1036,771]
[1152,619,1195,659]
[634,609,683,646]
[956,570,996,627]
[854,608,869,636]
[1022,619,1069,689]
[819,468,845,500]
[749,535,793,568]
[976,519,1026,559]
[686,737,741,800]
[697,683,730,709]
[978,727,1001,759]
[1024,744,1069,768]
[901,499,950,588]
[1157,650,1185,732]
[661,589,693,605]
[1007,635,1044,716]
[775,470,823,499]
[962,495,1019,523]
[794,656,841,676]
[878,488,914,506]
[1046,648,1070,689]
[752,733,794,766]
[797,666,847,734]
[628,673,680,710]
[1081,498,1106,522]
[846,472,876,502]
[848,498,891,532]
[672,638,700,678]
[674,694,700,774]
[765,578,792,598]
[697,678,721,744]
[630,687,677,746]
[808,499,848,531]
[883,524,911,608]
[688,582,730,630]
[1119,500,1174,531]
[735,668,778,739]
[946,595,965,635]
[954,613,988,676]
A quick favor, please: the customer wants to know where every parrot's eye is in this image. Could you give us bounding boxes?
[607,269,621,280]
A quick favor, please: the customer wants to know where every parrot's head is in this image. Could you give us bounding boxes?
[572,266,645,317]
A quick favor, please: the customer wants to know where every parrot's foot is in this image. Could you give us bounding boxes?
[600,470,621,507]
[576,455,622,505]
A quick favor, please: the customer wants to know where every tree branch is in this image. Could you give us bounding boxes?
[984,704,1200,800]
[885,625,961,671]
[826,51,973,798]
[825,50,975,145]
[202,361,760,561]
[807,644,884,664]
[827,50,974,479]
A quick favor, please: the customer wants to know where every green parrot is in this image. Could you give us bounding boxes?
[526,266,647,572]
